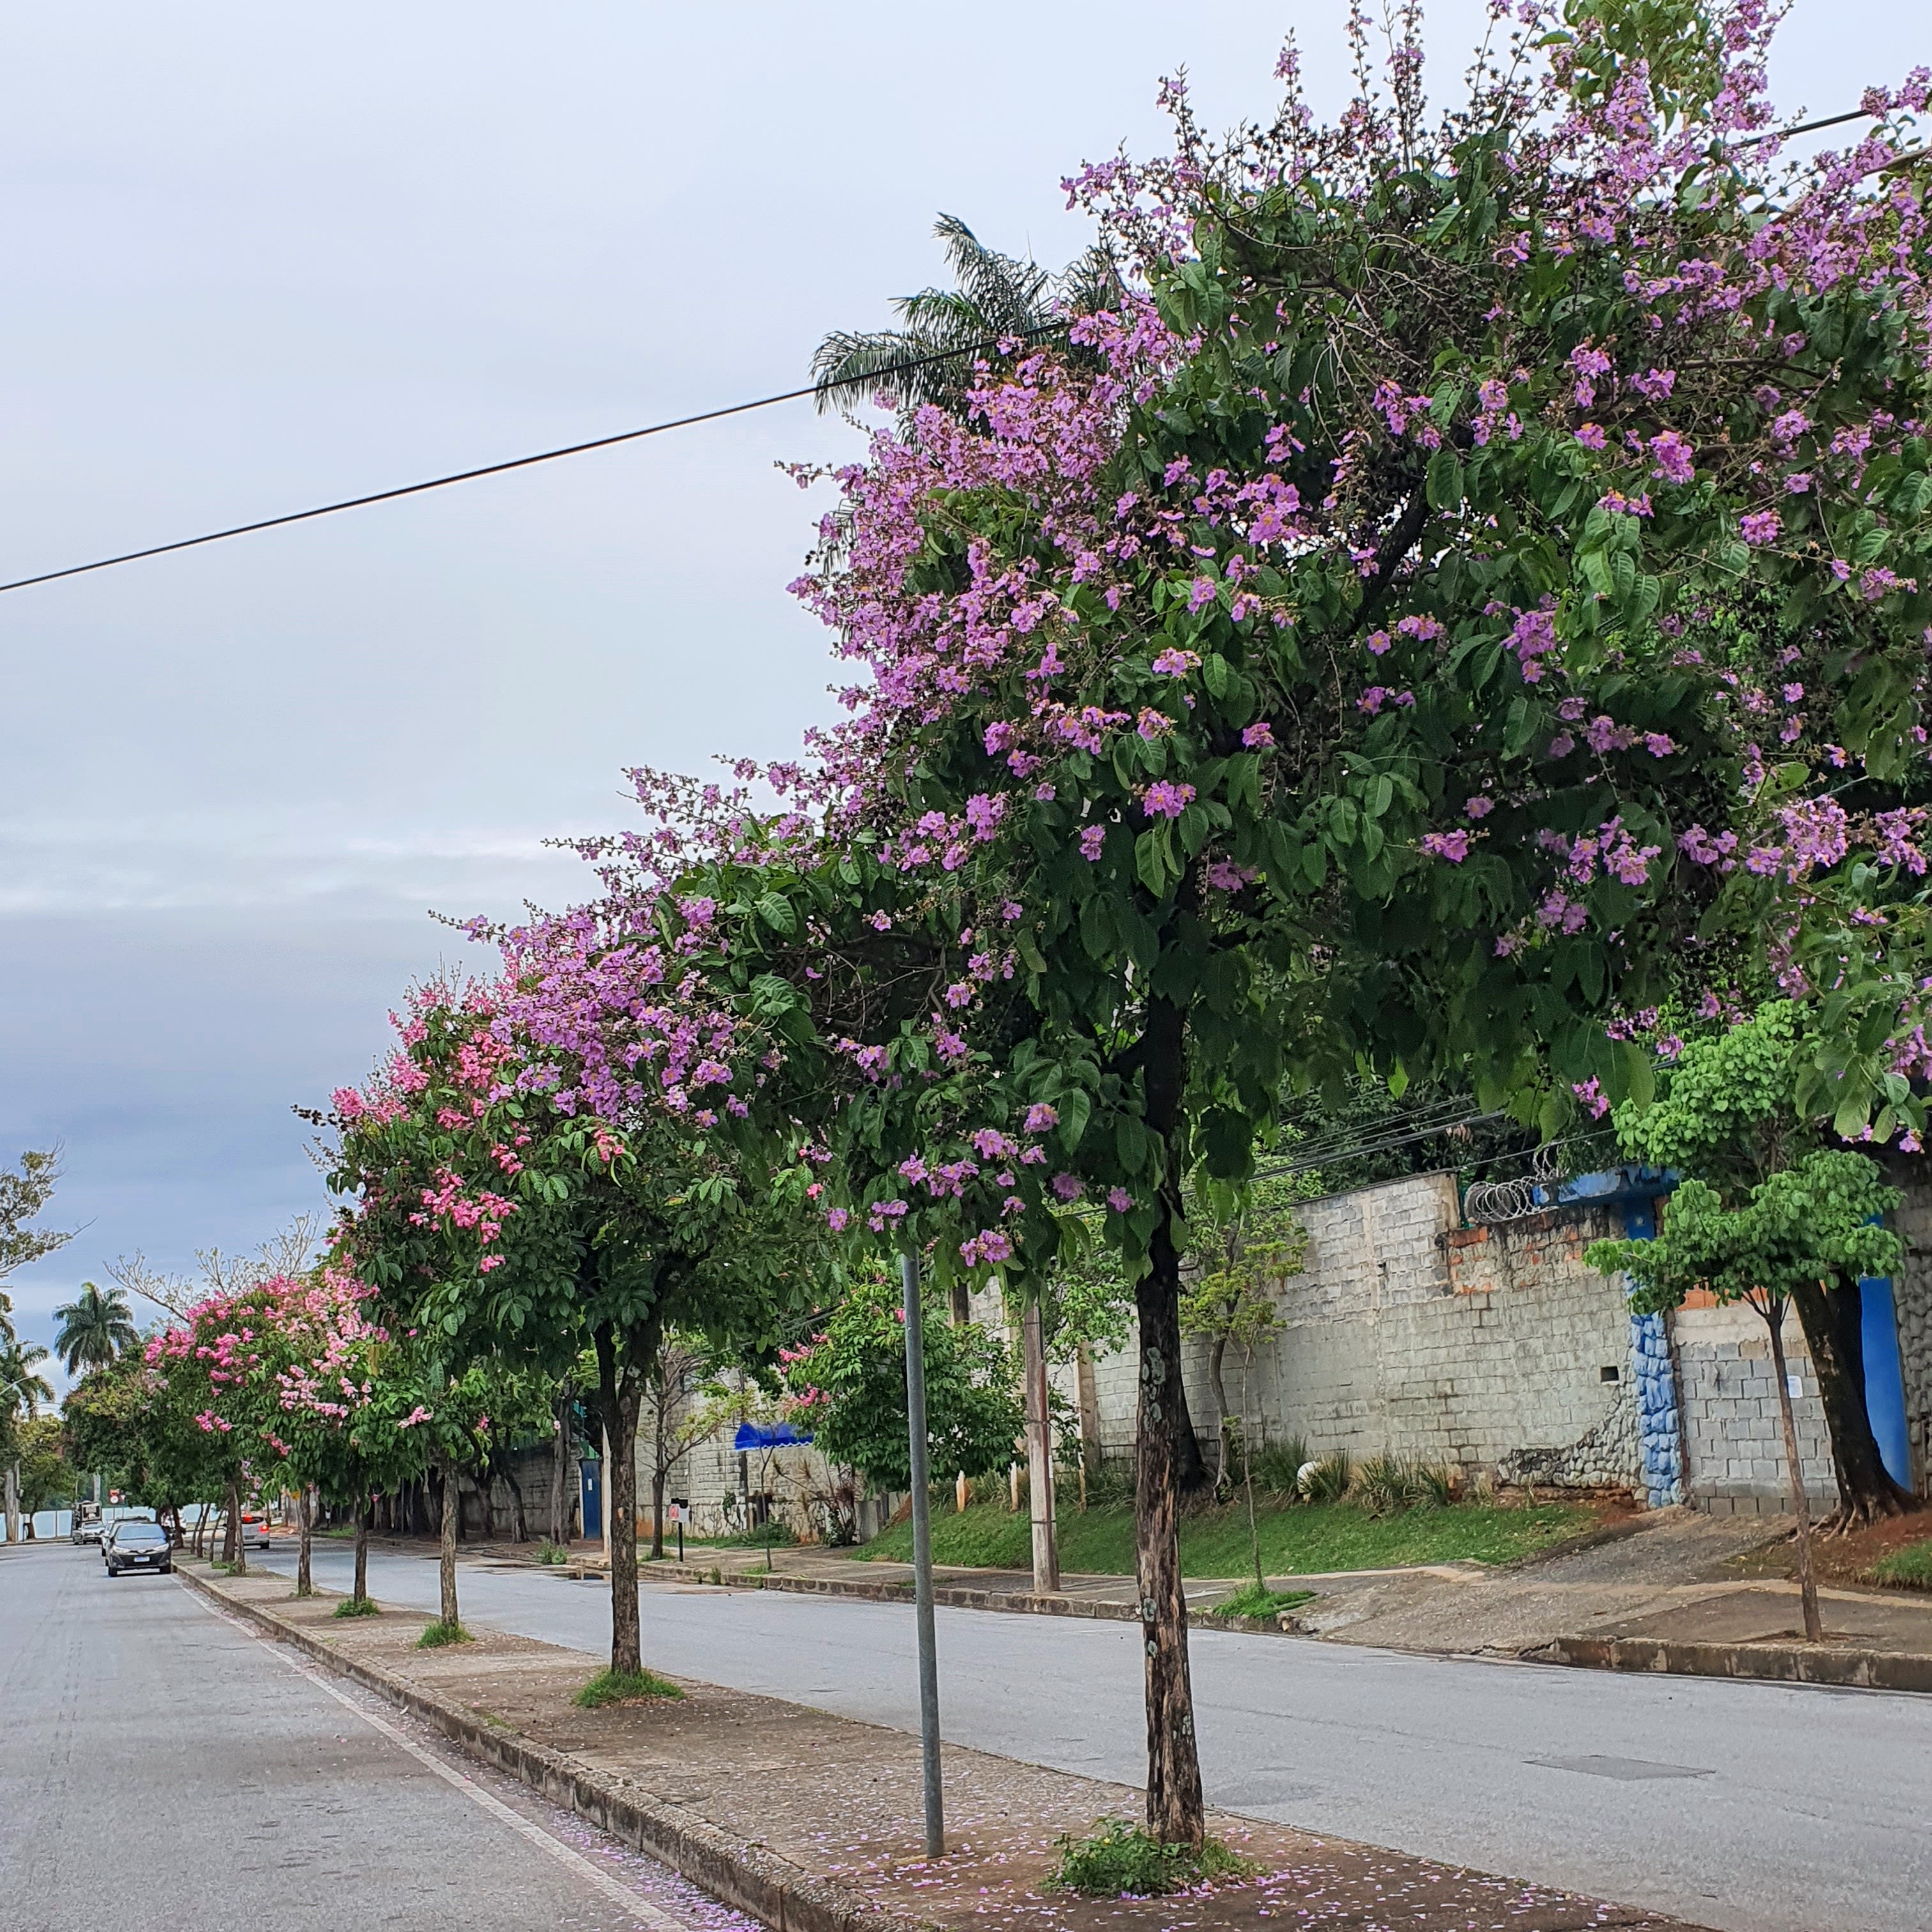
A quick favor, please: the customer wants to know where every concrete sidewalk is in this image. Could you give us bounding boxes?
[376,1509,1932,1687]
[181,1558,1704,1932]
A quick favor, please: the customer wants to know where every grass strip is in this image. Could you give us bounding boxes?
[852,1496,1590,1576]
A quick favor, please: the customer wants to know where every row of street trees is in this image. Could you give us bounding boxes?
[555,1,1932,1844]
[68,0,1932,1857]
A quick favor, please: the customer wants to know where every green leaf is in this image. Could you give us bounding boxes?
[755,891,797,935]
[1060,1087,1093,1149]
[1425,448,1464,510]
[1136,830,1170,896]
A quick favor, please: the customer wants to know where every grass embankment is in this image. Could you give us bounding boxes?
[851,1496,1591,1575]
[1869,1538,1932,1591]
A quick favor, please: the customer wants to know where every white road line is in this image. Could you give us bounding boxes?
[185,1588,686,1931]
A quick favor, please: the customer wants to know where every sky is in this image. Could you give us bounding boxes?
[1,1,1922,1392]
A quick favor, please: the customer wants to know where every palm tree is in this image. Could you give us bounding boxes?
[53,1282,138,1377]
[1,1338,53,1420]
[812,214,1121,426]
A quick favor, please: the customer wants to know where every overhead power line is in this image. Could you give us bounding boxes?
[0,100,1894,602]
[1734,107,1883,148]
[0,323,1068,599]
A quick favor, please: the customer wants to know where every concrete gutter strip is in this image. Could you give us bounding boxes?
[177,1565,937,1932]
[1540,1634,1932,1692]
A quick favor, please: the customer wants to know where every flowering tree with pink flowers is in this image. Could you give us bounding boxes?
[613,0,1932,1843]
[325,944,822,1676]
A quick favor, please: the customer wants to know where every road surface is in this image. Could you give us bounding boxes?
[257,1537,1930,1932]
[0,1540,755,1932]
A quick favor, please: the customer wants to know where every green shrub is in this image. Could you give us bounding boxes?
[332,1595,379,1619]
[1869,1539,1932,1591]
[1049,1819,1254,1897]
[1408,1462,1460,1510]
[1300,1452,1352,1504]
[702,1522,798,1549]
[415,1620,473,1649]
[1352,1454,1407,1516]
[1251,1438,1310,1498]
[1083,1462,1137,1507]
[1211,1582,1315,1621]
[535,1540,571,1566]
[572,1667,685,1708]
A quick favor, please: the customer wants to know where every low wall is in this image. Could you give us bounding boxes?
[1085,1172,1643,1491]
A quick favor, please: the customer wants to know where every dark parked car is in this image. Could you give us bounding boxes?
[103,1519,172,1577]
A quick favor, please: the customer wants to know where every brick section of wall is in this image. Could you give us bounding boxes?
[1085,1172,1643,1486]
[1671,1301,1835,1514]
[1892,1172,1932,1494]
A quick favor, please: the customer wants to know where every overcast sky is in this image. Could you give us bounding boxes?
[1,2,1920,1390]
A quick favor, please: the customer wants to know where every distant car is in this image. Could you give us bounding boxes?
[72,1515,107,1545]
[103,1519,172,1577]
[237,1513,270,1550]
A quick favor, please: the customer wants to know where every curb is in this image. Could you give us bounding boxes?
[176,1564,938,1932]
[662,1564,1149,1624]
[630,1562,1314,1634]
[1537,1633,1932,1692]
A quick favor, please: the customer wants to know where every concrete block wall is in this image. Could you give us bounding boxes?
[1085,1172,1644,1489]
[1670,1300,1835,1514]
[1891,1174,1932,1493]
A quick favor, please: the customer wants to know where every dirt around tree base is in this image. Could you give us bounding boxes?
[1726,1508,1932,1590]
[196,1565,1705,1932]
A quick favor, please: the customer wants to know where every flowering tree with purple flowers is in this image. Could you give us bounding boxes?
[578,0,1932,1843]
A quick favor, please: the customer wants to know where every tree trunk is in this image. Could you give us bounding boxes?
[500,1460,528,1544]
[224,1478,244,1574]
[596,1319,656,1678]
[296,1487,313,1597]
[1206,1335,1232,1492]
[3,1461,18,1547]
[438,1464,460,1629]
[552,1393,572,1547]
[1132,987,1206,1849]
[650,1387,668,1560]
[1765,1300,1825,1643]
[354,1498,371,1604]
[1022,1300,1059,1594]
[1789,1278,1919,1528]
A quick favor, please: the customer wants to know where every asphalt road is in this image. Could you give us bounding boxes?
[256,1537,1929,1932]
[0,1540,755,1932]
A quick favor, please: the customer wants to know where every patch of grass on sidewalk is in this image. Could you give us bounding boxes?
[1210,1582,1315,1621]
[1049,1819,1254,1897]
[1869,1538,1932,1590]
[851,1497,1591,1575]
[332,1595,380,1619]
[573,1667,685,1708]
[416,1620,473,1649]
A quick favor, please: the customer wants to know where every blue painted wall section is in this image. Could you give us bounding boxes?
[1620,1193,1685,1507]
[1859,1275,1913,1489]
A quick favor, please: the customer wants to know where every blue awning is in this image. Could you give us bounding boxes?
[733,1422,813,1450]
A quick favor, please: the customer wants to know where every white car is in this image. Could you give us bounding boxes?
[236,1512,271,1550]
[70,1515,106,1545]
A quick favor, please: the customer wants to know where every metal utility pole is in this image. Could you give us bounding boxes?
[900,1250,945,1858]
[1022,1300,1060,1594]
